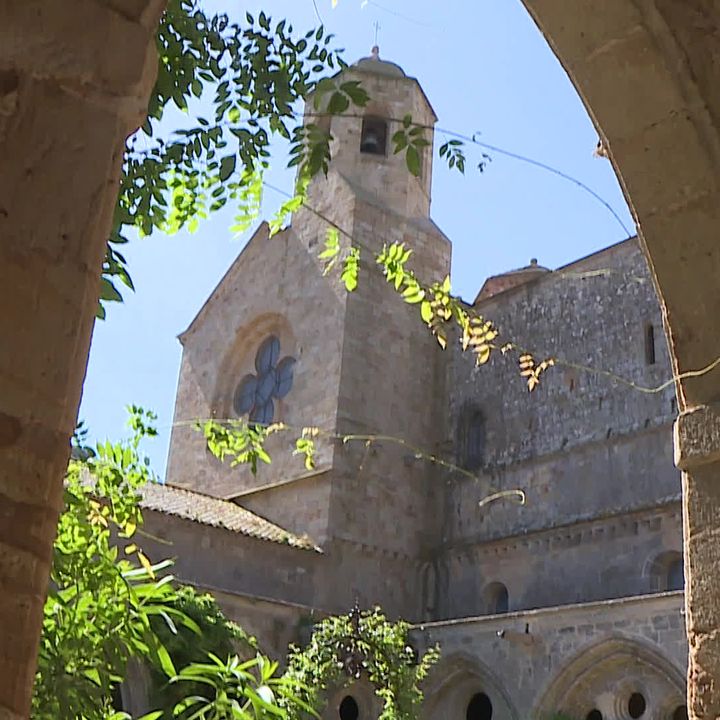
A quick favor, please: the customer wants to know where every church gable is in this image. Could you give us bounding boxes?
[165,219,349,504]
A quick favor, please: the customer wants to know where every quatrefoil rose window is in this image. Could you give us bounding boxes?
[233,335,296,425]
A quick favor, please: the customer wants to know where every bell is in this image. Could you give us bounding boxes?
[360,129,381,154]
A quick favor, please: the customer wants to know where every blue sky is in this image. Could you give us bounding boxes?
[79,0,635,475]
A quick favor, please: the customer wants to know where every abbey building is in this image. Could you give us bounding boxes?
[134,50,687,720]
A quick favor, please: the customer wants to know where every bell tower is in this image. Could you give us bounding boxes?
[304,46,439,222]
[295,50,452,614]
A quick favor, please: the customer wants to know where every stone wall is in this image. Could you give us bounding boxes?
[447,239,675,478]
[165,220,349,540]
[440,502,683,619]
[414,592,687,720]
[437,239,683,614]
[141,510,322,611]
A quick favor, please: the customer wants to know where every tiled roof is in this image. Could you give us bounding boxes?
[139,482,321,552]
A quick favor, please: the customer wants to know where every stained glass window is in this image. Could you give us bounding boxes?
[233,335,296,424]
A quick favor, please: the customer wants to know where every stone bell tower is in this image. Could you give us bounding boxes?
[291,49,453,615]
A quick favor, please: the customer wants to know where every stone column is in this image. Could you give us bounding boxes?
[676,405,720,720]
[0,1,164,716]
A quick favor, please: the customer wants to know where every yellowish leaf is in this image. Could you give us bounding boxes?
[462,325,470,351]
[475,345,491,365]
[137,551,154,578]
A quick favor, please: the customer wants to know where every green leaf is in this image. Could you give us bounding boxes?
[341,247,360,292]
[219,155,236,182]
[138,712,164,720]
[154,641,177,678]
[392,129,408,153]
[99,278,123,303]
[406,145,421,177]
[326,91,350,115]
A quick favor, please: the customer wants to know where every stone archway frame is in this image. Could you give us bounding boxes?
[517,3,720,718]
[534,636,686,720]
[422,651,519,720]
[321,679,381,720]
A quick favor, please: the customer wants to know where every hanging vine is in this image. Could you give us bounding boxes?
[282,606,439,720]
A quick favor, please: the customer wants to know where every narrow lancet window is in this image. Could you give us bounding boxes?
[645,323,656,365]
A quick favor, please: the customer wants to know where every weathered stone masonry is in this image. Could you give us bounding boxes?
[142,52,690,720]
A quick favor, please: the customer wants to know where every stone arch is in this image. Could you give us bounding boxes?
[482,581,510,615]
[212,312,297,422]
[422,652,519,720]
[535,636,686,720]
[516,4,720,717]
[644,550,684,592]
[321,679,380,720]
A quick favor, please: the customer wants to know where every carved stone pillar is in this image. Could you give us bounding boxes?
[676,404,720,719]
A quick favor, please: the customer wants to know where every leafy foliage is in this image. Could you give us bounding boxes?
[37,410,440,720]
[438,139,466,173]
[104,1,352,317]
[391,114,431,178]
[294,427,320,471]
[377,242,559,387]
[33,409,301,720]
[104,2,491,318]
[200,419,275,473]
[169,653,306,720]
[283,607,439,720]
[149,587,258,716]
[200,420,320,476]
[376,242,499,362]
[33,408,188,718]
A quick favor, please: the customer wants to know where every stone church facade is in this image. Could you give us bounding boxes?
[135,53,688,720]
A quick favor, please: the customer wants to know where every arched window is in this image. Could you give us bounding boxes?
[360,116,387,156]
[338,695,359,720]
[483,582,509,614]
[458,406,486,471]
[647,550,684,592]
[466,692,493,720]
[627,692,647,719]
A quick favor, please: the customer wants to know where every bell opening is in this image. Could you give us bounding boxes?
[360,116,387,156]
